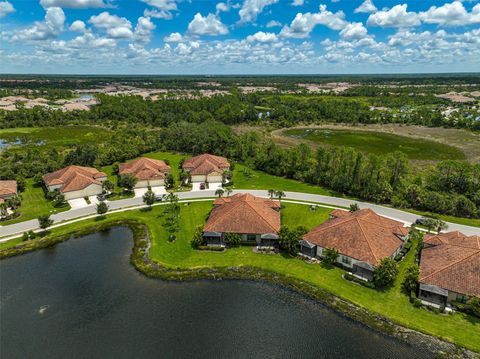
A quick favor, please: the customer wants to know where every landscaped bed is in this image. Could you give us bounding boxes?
[1,201,479,353]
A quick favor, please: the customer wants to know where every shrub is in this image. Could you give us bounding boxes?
[168,234,176,242]
[191,226,204,249]
[344,273,375,289]
[198,245,225,251]
[224,232,241,246]
[413,298,423,308]
[322,247,339,266]
[373,258,398,288]
[402,264,419,294]
[466,297,480,318]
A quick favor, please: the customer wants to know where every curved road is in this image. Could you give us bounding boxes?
[1,189,479,240]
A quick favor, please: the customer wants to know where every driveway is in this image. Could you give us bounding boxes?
[191,182,203,191]
[134,188,148,198]
[89,196,100,205]
[150,186,166,195]
[67,198,89,209]
[209,182,223,191]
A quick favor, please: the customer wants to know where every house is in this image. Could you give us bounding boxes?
[119,157,170,188]
[301,209,409,281]
[418,231,480,308]
[0,180,17,204]
[43,165,107,200]
[182,154,230,184]
[203,193,280,246]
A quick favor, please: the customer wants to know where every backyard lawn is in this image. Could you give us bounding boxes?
[2,200,478,352]
[1,179,70,225]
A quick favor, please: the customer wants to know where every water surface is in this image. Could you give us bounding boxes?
[0,227,432,359]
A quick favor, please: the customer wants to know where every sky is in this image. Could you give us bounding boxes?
[0,0,479,74]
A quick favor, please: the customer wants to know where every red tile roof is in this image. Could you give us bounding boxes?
[303,209,408,266]
[204,193,280,235]
[43,166,107,193]
[183,154,229,176]
[420,232,480,296]
[0,180,17,197]
[119,157,170,181]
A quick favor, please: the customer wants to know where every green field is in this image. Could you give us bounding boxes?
[1,201,478,352]
[0,126,112,149]
[282,128,466,161]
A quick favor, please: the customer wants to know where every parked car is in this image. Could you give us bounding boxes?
[155,194,165,202]
[200,183,206,190]
[415,217,428,226]
[97,194,106,201]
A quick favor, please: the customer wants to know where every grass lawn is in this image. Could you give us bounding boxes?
[282,128,466,161]
[1,179,70,225]
[2,201,478,352]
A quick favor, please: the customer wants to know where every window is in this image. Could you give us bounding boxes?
[246,234,256,242]
[341,256,352,265]
[456,294,468,303]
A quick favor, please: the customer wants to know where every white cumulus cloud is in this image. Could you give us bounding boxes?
[291,0,304,6]
[280,4,347,38]
[239,0,279,23]
[89,12,133,39]
[339,22,369,40]
[419,1,480,26]
[188,13,228,36]
[164,32,183,42]
[69,20,86,32]
[10,7,65,41]
[0,1,14,17]
[266,20,282,27]
[246,31,278,42]
[354,0,377,14]
[367,4,421,28]
[40,0,110,8]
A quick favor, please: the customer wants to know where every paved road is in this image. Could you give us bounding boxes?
[1,189,479,239]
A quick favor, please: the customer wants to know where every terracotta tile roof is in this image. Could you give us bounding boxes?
[183,154,230,176]
[420,232,480,296]
[0,180,17,197]
[303,209,408,266]
[119,157,170,181]
[205,193,280,235]
[43,166,107,193]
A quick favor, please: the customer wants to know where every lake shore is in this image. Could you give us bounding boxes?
[1,220,477,358]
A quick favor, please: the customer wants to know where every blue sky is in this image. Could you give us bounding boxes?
[0,0,479,74]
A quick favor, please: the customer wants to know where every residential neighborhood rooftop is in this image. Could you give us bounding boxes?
[43,165,107,193]
[204,193,280,235]
[183,154,230,176]
[119,157,170,181]
[420,232,480,297]
[0,180,17,197]
[303,209,408,266]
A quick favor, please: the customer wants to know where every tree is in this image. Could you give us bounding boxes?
[275,190,286,203]
[423,217,448,233]
[52,192,66,207]
[268,189,276,199]
[191,226,204,249]
[402,264,419,295]
[466,297,480,318]
[96,201,109,216]
[102,179,114,194]
[373,258,398,288]
[215,188,224,197]
[349,203,360,212]
[224,232,242,246]
[165,174,175,190]
[142,189,155,207]
[0,202,8,219]
[118,173,137,192]
[225,188,233,197]
[322,247,339,266]
[6,195,21,212]
[38,214,53,232]
[16,177,26,192]
[278,226,305,256]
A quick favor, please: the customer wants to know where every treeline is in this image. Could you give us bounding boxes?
[160,121,480,218]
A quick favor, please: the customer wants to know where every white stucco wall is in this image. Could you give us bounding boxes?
[63,184,103,200]
[207,174,222,183]
[135,179,165,188]
[191,175,207,183]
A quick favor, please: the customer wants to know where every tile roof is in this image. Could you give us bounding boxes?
[119,157,170,181]
[0,180,17,197]
[303,209,408,266]
[420,232,480,296]
[204,193,280,235]
[43,166,107,193]
[183,154,230,176]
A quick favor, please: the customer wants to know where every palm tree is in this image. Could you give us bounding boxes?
[215,188,225,197]
[226,188,233,197]
[276,190,286,204]
[268,189,276,199]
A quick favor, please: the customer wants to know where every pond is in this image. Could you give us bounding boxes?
[0,227,433,358]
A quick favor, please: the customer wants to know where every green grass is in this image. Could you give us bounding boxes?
[282,128,466,161]
[1,179,70,225]
[0,125,112,150]
[1,201,478,352]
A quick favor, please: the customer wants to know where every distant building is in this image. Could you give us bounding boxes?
[203,193,280,247]
[419,231,480,308]
[119,157,170,188]
[301,209,409,281]
[43,166,107,200]
[182,153,230,184]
